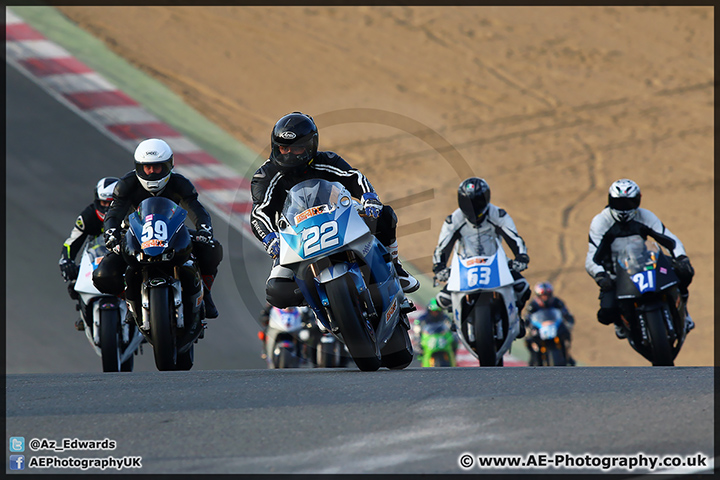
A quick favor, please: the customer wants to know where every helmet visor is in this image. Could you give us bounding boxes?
[608,196,640,212]
[136,159,173,181]
[458,195,489,224]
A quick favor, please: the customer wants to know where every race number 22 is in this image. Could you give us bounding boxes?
[302,221,339,256]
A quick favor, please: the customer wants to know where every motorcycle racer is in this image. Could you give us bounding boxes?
[431,177,530,338]
[525,282,576,365]
[586,178,695,339]
[58,177,119,329]
[250,112,419,308]
[92,138,223,319]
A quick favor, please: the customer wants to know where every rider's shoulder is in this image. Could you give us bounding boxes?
[449,208,465,225]
[252,159,279,181]
[634,207,659,223]
[115,171,138,194]
[315,151,349,167]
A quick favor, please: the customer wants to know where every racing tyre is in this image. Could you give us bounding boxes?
[326,277,380,371]
[100,308,121,372]
[149,286,176,371]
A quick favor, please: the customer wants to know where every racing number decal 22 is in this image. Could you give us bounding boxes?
[302,221,339,256]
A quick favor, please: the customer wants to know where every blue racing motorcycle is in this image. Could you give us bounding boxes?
[276,179,414,371]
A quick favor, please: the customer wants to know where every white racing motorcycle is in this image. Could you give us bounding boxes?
[445,236,522,366]
[265,306,307,369]
[74,235,144,372]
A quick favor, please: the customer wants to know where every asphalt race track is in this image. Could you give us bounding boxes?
[5,61,714,475]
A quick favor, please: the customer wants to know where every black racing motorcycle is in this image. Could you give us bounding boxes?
[124,197,205,371]
[614,238,688,366]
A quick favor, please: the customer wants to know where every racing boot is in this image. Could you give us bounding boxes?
[202,274,219,319]
[388,241,419,293]
[614,321,629,339]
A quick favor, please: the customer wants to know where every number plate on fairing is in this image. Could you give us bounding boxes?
[632,270,656,293]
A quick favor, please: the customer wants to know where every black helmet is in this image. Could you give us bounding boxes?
[94,176,119,221]
[458,177,491,225]
[270,112,318,171]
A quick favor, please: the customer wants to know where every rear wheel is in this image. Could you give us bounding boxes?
[318,342,337,368]
[472,304,497,366]
[326,277,380,371]
[645,309,673,366]
[100,308,121,372]
[149,287,176,371]
[277,347,295,368]
[431,351,451,367]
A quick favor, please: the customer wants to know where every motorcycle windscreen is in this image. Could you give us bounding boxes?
[447,243,514,291]
[128,197,188,257]
[278,179,369,262]
[615,238,677,298]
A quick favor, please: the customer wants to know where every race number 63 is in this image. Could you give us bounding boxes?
[467,266,491,286]
[302,221,339,256]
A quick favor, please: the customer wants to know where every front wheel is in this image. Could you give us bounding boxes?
[325,277,380,372]
[471,304,497,366]
[149,286,176,371]
[176,344,194,371]
[548,347,567,366]
[380,323,413,370]
[645,309,674,366]
[100,308,121,372]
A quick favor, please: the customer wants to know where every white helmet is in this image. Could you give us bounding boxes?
[608,178,641,222]
[134,138,173,193]
[93,176,119,220]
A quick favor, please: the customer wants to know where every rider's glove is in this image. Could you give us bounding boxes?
[361,192,383,219]
[104,228,120,251]
[263,232,280,259]
[594,272,615,291]
[673,255,695,278]
[59,258,79,282]
[432,262,450,282]
[195,224,213,244]
[509,253,530,273]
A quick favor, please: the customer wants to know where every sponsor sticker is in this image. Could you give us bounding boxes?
[385,298,398,323]
[294,205,328,224]
[465,257,488,266]
[141,238,167,249]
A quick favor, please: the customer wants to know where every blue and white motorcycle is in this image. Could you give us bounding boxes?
[276,179,414,371]
[74,235,143,372]
[445,236,522,366]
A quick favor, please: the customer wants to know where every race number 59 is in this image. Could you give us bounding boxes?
[141,219,168,242]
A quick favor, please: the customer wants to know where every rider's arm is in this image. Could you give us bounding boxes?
[486,206,528,258]
[103,172,134,232]
[432,210,464,267]
[636,209,687,258]
[585,211,610,278]
[61,204,96,262]
[250,161,284,243]
[173,174,213,231]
